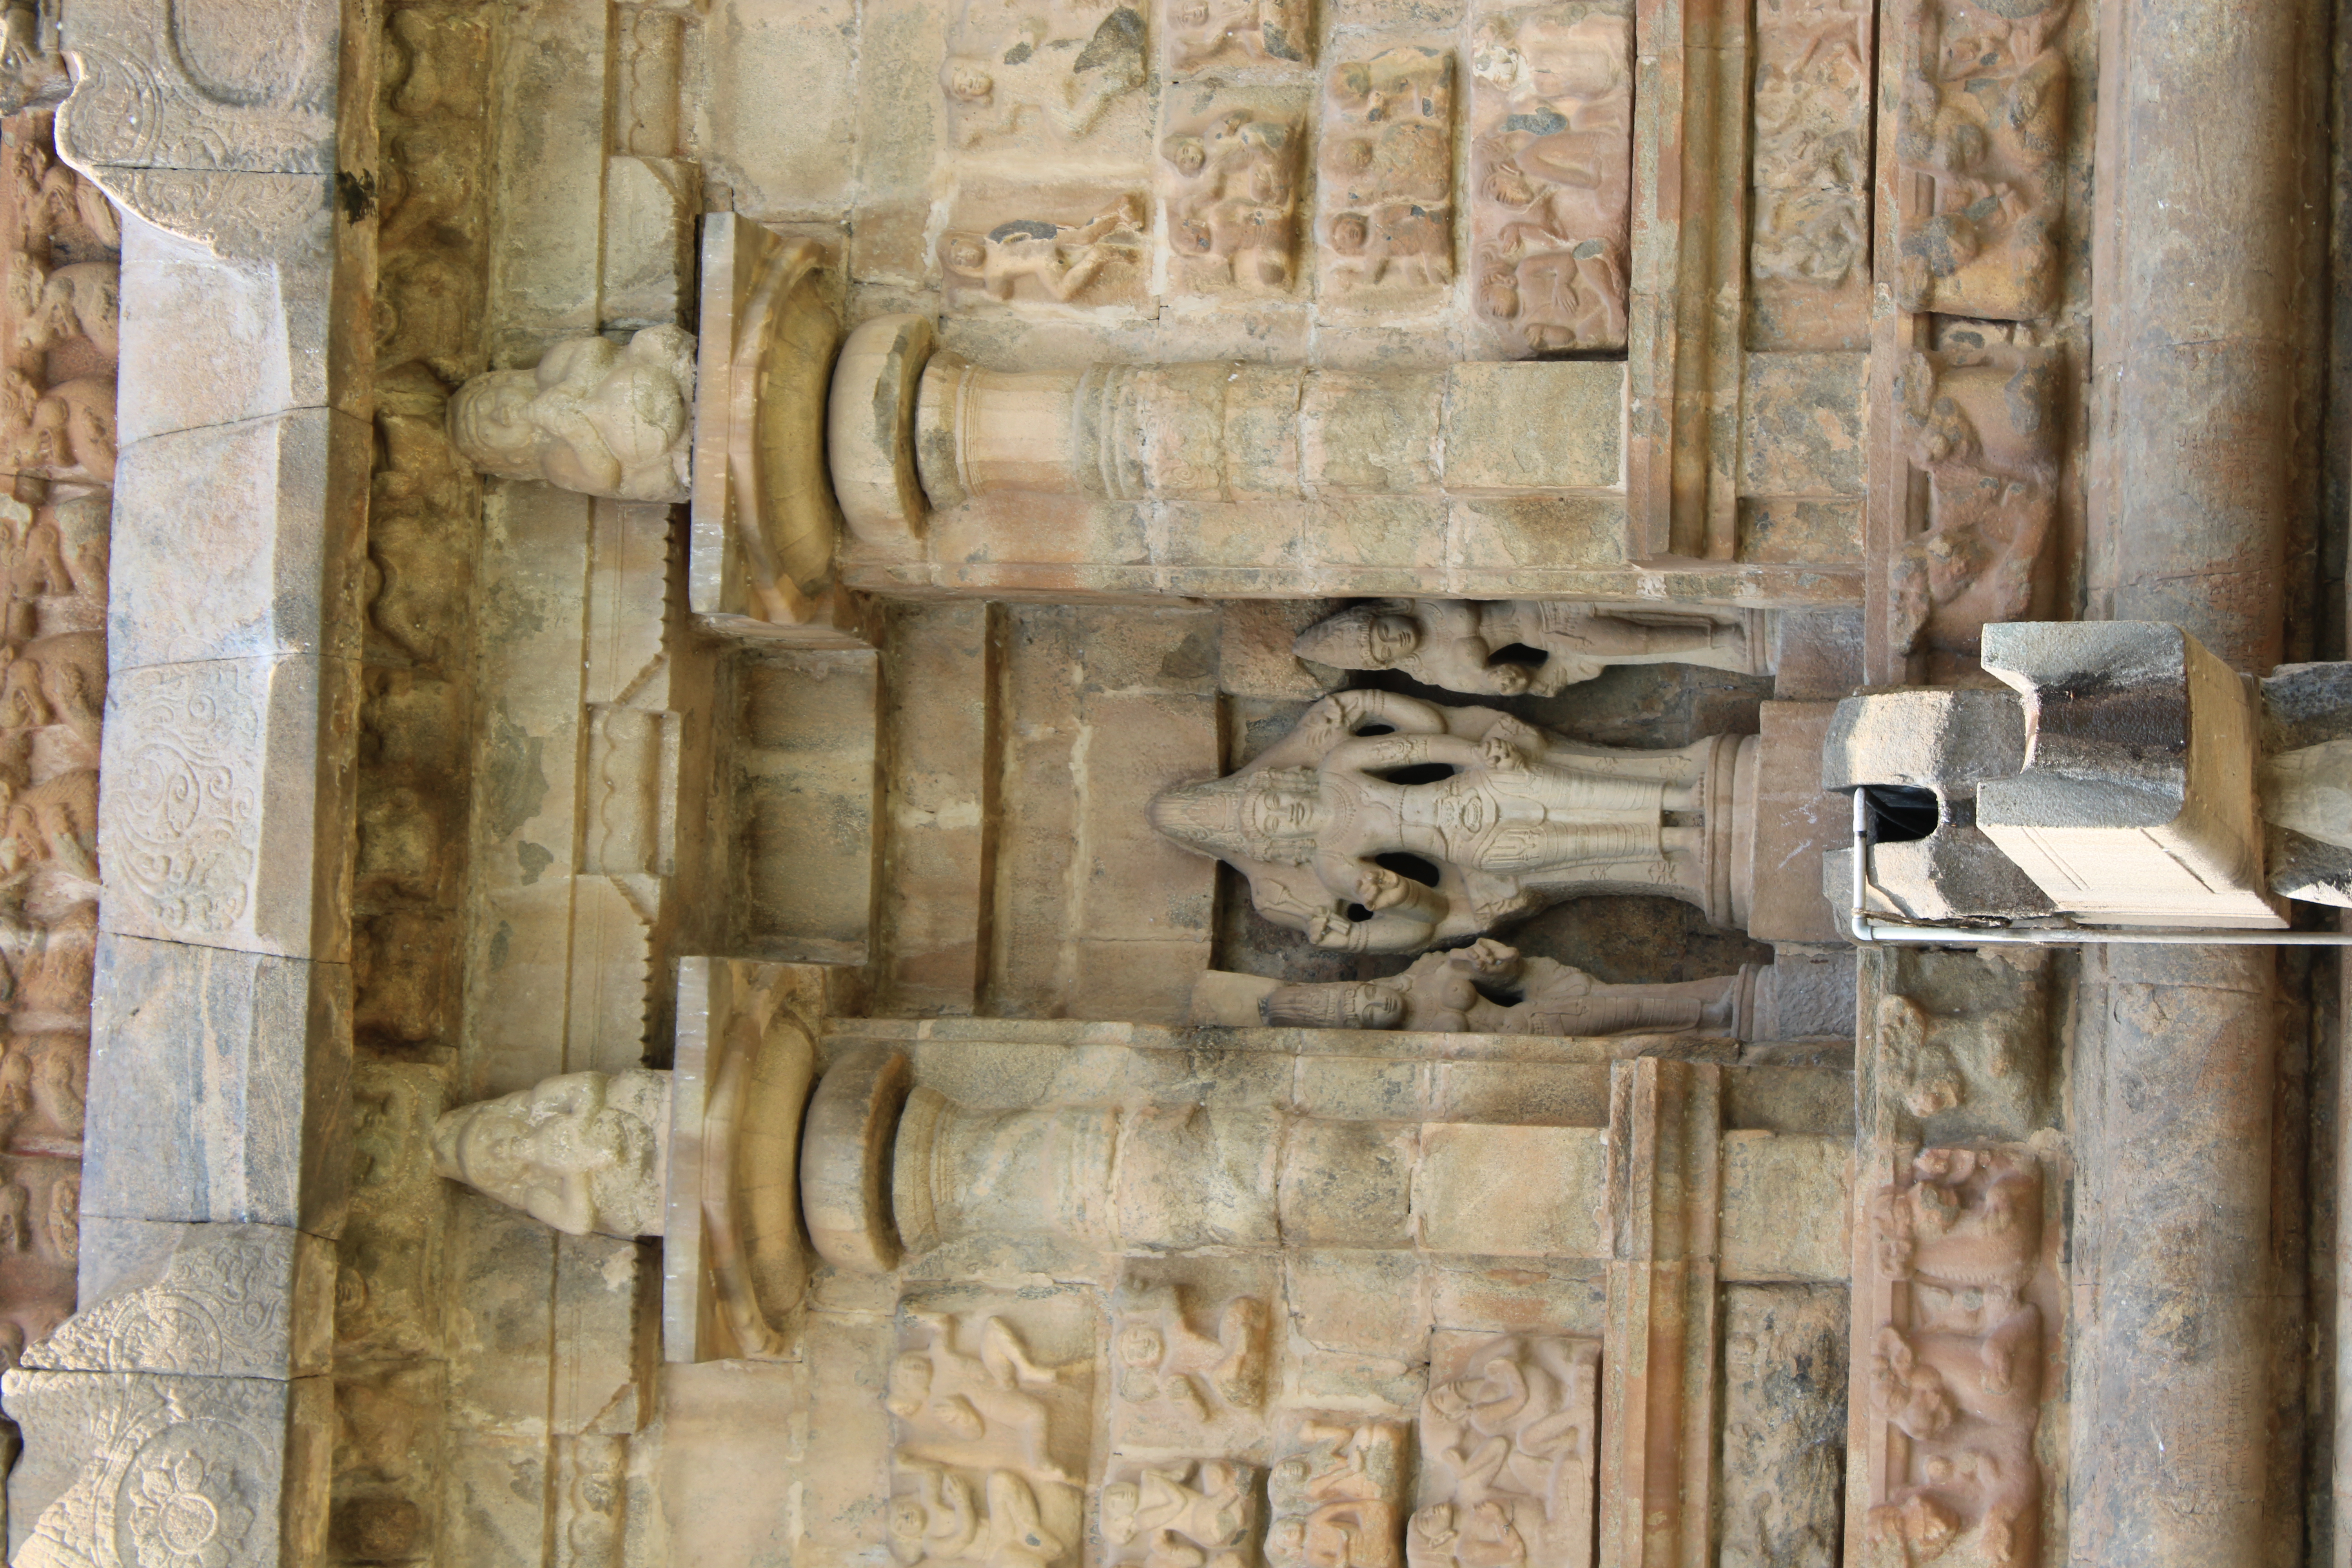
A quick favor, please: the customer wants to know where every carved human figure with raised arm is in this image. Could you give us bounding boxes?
[1150,690,1742,952]
[1294,599,1757,697]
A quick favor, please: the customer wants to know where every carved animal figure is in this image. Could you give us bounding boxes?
[0,632,101,745]
[0,371,115,483]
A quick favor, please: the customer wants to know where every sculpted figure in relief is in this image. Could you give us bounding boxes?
[1892,0,2070,319]
[1890,346,2059,664]
[1163,110,1301,291]
[1410,1334,1600,1568]
[0,0,64,113]
[1261,938,1747,1037]
[1111,1283,1269,1444]
[1321,48,1454,294]
[1102,1461,1258,1568]
[1294,599,1757,697]
[889,1308,1076,1484]
[448,325,694,502]
[944,3,1147,147]
[1151,691,1737,952]
[1269,1417,1408,1568]
[1165,0,1310,70]
[429,1067,670,1237]
[942,196,1148,305]
[1865,1149,2045,1568]
[1469,4,1634,351]
[891,1461,1070,1568]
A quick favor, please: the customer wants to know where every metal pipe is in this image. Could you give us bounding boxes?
[1845,790,2352,947]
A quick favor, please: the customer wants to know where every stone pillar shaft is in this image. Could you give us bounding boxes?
[2077,0,2324,1558]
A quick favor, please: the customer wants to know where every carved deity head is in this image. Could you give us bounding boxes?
[1100,1481,1142,1543]
[1261,980,1405,1030]
[1328,212,1370,255]
[1292,603,1421,671]
[944,58,994,103]
[1150,767,1325,865]
[1165,136,1209,177]
[430,1068,669,1237]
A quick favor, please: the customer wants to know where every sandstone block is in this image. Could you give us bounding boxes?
[1276,1120,1416,1249]
[1443,361,1625,493]
[83,935,351,1235]
[111,190,364,448]
[109,409,368,668]
[1718,1131,1850,1281]
[1416,1122,1608,1258]
[98,654,358,959]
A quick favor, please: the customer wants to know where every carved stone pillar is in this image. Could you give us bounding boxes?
[2074,0,2324,1557]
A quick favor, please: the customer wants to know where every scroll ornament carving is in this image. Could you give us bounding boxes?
[1293,599,1759,697]
[449,326,695,502]
[108,667,262,937]
[943,0,1147,148]
[1320,47,1454,296]
[1261,939,1749,1037]
[1890,346,2058,662]
[430,1068,670,1238]
[1410,1334,1600,1568]
[887,1308,1087,1566]
[1149,691,1749,951]
[54,0,336,175]
[1892,0,2070,319]
[23,1233,288,1378]
[1866,1149,2045,1568]
[1268,1415,1408,1568]
[1469,4,1632,352]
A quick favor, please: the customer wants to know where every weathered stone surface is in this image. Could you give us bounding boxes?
[83,935,350,1234]
[108,409,367,668]
[1718,1131,1849,1281]
[1717,1285,1846,1568]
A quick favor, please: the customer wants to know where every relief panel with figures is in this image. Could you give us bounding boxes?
[1467,2,1631,354]
[1160,82,1308,297]
[1749,0,1872,349]
[1318,46,1455,305]
[1891,0,2071,321]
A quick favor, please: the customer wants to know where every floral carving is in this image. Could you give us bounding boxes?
[122,1432,260,1568]
[107,667,263,937]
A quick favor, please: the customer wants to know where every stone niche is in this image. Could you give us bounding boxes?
[21,0,2343,1553]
